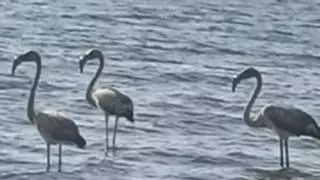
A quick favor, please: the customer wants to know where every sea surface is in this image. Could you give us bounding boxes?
[0,0,320,179]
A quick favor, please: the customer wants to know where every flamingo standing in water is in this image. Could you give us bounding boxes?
[232,67,320,167]
[79,49,134,153]
[12,51,86,172]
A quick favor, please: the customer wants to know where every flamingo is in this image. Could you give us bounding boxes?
[79,48,134,153]
[11,51,86,172]
[232,67,320,167]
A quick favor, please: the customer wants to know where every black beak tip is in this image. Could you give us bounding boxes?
[231,78,237,92]
[11,67,15,76]
[79,58,85,73]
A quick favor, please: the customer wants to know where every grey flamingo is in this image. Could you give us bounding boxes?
[79,49,134,153]
[11,51,86,172]
[232,67,320,167]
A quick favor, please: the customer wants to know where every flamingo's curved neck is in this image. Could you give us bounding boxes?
[86,54,104,107]
[27,59,41,124]
[243,73,265,127]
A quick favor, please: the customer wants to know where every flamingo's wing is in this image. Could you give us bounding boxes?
[265,106,317,135]
[35,111,79,142]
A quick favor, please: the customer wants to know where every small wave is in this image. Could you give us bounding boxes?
[228,151,261,160]
[246,167,313,179]
[191,155,244,166]
[142,56,183,65]
[216,47,249,56]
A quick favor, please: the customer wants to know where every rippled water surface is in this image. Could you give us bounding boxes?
[1,0,320,179]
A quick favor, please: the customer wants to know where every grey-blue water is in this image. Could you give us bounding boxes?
[1,0,320,179]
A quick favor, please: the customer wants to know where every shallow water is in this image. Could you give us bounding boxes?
[1,0,320,179]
